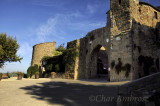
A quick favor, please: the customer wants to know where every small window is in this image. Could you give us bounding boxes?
[155,11,158,19]
[119,0,121,5]
[139,8,141,12]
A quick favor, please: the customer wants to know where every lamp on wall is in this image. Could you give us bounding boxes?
[89,41,92,45]
[106,39,109,42]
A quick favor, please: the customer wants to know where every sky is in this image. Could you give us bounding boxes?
[0,0,160,73]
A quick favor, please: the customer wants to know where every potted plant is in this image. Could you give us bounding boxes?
[17,72,23,80]
[51,72,56,79]
[0,73,3,81]
[35,72,39,79]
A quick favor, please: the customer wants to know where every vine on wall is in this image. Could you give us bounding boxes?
[64,45,80,71]
[111,58,131,78]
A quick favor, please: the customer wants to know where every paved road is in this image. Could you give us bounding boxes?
[0,78,129,106]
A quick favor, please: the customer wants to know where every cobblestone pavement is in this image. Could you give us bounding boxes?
[0,78,129,106]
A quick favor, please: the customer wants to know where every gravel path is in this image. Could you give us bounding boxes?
[0,78,129,106]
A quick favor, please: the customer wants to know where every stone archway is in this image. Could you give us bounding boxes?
[87,45,109,79]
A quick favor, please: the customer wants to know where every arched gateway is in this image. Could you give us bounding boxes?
[87,45,108,79]
[64,0,160,81]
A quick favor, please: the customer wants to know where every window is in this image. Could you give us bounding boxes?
[155,11,158,19]
[139,8,141,13]
[119,0,121,5]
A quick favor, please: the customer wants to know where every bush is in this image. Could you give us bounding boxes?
[27,66,32,78]
[0,73,2,76]
[35,72,39,75]
[17,72,23,75]
[27,64,39,78]
[55,64,60,72]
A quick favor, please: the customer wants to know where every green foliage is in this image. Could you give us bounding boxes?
[64,46,79,71]
[34,64,39,73]
[27,64,39,78]
[124,63,131,77]
[111,60,115,69]
[53,43,66,56]
[35,72,39,75]
[45,64,53,72]
[42,55,65,74]
[17,72,23,75]
[56,43,66,53]
[115,58,131,78]
[115,58,122,74]
[53,50,63,56]
[0,33,23,68]
[55,64,60,72]
[27,66,32,78]
[0,72,2,76]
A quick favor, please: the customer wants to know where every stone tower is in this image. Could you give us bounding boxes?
[31,42,56,67]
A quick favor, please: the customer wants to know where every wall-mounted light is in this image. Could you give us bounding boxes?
[89,41,92,45]
[106,39,109,43]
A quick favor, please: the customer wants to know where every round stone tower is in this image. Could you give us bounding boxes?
[31,42,56,66]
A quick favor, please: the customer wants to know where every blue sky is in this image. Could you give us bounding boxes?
[0,0,160,73]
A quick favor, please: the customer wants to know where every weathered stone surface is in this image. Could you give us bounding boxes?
[31,0,160,82]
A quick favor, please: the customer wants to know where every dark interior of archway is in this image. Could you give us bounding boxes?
[97,46,108,78]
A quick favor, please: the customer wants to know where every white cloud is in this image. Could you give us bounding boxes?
[87,4,99,14]
[17,42,32,57]
[36,17,58,42]
[31,10,105,43]
[32,0,66,7]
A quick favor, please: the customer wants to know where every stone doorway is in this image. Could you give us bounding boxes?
[88,45,109,79]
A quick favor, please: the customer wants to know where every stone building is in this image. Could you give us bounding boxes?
[65,0,160,81]
[31,42,56,75]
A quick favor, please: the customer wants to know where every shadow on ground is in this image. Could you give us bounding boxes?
[20,81,118,106]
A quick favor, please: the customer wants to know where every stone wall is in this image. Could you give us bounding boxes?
[65,40,80,79]
[63,0,160,82]
[31,42,56,66]
[117,72,160,106]
[79,27,110,79]
[108,0,160,81]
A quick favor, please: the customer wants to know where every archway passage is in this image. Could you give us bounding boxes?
[89,45,109,79]
[97,46,108,75]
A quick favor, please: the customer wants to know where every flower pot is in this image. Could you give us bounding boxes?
[35,74,39,79]
[51,75,55,79]
[17,75,22,80]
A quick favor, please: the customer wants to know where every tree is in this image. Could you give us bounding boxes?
[52,43,66,56]
[0,33,22,68]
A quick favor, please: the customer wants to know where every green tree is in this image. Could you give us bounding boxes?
[0,33,23,68]
[53,43,66,56]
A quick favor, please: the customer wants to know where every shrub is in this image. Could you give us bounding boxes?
[0,73,3,76]
[17,72,23,75]
[55,64,60,72]
[27,64,39,78]
[35,72,39,75]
